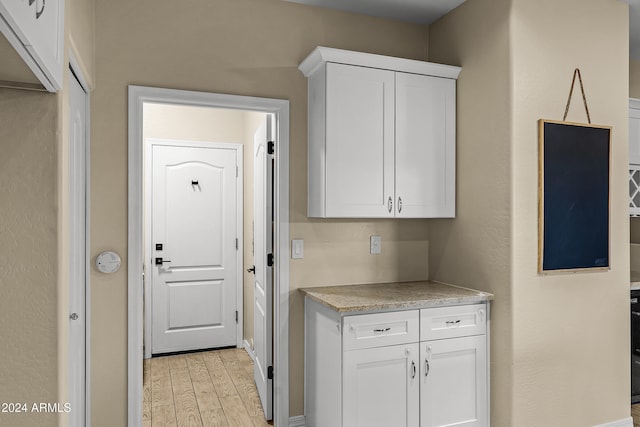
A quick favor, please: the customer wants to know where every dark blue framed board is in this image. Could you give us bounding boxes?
[538,120,611,272]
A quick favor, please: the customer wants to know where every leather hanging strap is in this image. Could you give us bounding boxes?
[563,68,591,124]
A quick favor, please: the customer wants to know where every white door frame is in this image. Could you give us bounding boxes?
[144,138,244,357]
[128,86,290,427]
[68,53,91,427]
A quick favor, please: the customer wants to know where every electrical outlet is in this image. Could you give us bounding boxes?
[292,239,304,259]
[370,235,381,254]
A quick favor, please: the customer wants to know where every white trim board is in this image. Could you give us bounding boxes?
[128,86,290,427]
[67,55,91,427]
[243,339,255,362]
[593,417,633,427]
[289,415,306,427]
[143,138,244,357]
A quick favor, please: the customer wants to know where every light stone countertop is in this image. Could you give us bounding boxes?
[300,280,493,313]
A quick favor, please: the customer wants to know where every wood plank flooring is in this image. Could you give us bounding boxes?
[633,403,640,427]
[144,348,271,427]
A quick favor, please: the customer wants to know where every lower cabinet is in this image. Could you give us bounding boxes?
[304,299,490,427]
[344,343,420,427]
[420,336,487,427]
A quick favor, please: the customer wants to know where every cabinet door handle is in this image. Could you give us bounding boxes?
[388,197,393,213]
[373,327,391,333]
[411,361,416,379]
[445,319,461,326]
[398,196,402,213]
[425,358,430,377]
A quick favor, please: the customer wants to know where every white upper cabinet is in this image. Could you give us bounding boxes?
[629,99,640,165]
[0,0,64,91]
[300,47,461,218]
[324,63,395,217]
[396,72,456,218]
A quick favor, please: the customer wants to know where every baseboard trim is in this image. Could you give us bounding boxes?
[285,414,632,427]
[289,415,305,427]
[593,417,633,427]
[242,339,255,362]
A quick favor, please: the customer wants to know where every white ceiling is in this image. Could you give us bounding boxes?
[287,0,640,60]
[285,0,466,24]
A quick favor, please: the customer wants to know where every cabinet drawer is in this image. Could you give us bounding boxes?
[420,304,486,341]
[343,310,419,351]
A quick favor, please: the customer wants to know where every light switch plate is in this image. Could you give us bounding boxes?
[370,236,381,254]
[292,239,304,259]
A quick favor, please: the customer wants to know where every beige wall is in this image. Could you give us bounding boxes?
[428,0,513,425]
[0,88,59,427]
[91,1,429,421]
[67,0,95,87]
[142,103,265,348]
[510,1,629,425]
[0,1,94,427]
[632,59,640,99]
[432,0,629,426]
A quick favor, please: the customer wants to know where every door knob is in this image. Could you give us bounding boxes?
[155,258,172,266]
[247,266,256,274]
[70,313,79,321]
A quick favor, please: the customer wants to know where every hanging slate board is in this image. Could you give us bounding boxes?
[538,120,611,272]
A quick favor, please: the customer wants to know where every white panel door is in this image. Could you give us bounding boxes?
[68,71,87,427]
[151,144,238,354]
[325,62,395,217]
[420,336,487,427]
[253,117,273,420]
[396,73,456,218]
[343,343,419,427]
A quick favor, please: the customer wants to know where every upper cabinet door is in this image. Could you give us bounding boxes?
[0,0,64,91]
[324,63,395,217]
[396,73,456,218]
[630,100,640,166]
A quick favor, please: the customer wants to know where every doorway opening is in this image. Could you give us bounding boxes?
[128,86,290,426]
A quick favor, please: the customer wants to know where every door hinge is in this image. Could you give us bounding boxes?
[236,310,238,323]
[268,141,275,155]
[236,166,239,177]
[267,253,274,267]
[267,365,273,380]
[236,238,239,250]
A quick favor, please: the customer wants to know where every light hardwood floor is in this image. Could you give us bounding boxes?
[143,348,271,427]
[633,404,640,427]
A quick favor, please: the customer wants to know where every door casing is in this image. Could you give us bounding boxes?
[67,53,91,427]
[127,86,290,427]
[144,138,244,357]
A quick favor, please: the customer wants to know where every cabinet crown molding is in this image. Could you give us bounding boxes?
[298,46,461,79]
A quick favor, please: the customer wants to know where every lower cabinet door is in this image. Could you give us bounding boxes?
[420,335,487,427]
[344,343,420,427]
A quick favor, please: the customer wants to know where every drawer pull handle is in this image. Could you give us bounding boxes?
[411,361,416,379]
[445,320,461,325]
[373,327,391,333]
[425,359,430,377]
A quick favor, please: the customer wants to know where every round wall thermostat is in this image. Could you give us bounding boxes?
[96,251,121,274]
